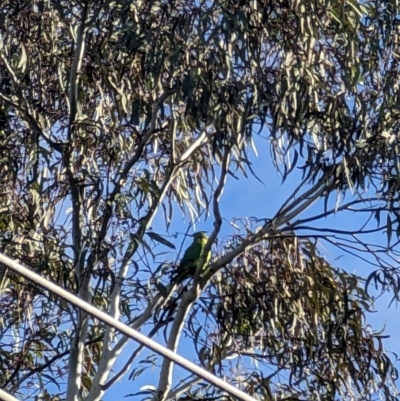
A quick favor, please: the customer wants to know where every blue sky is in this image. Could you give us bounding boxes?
[101,133,400,400]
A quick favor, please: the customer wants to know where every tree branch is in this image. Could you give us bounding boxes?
[65,3,90,401]
[102,320,168,391]
[85,292,165,401]
[154,291,194,401]
[90,162,180,393]
[96,90,176,249]
[273,180,328,227]
[194,148,230,285]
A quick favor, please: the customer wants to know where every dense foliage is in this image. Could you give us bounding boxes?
[1,0,400,401]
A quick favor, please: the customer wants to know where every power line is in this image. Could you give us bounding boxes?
[0,389,19,401]
[0,252,257,401]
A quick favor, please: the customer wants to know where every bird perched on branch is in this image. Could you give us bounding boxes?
[171,232,211,283]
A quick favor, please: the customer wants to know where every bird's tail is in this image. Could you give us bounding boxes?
[170,265,191,284]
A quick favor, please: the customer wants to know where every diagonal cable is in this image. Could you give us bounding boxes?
[0,252,257,401]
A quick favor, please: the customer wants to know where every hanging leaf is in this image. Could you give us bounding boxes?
[146,232,176,249]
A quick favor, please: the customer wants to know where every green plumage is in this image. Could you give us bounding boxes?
[173,232,211,283]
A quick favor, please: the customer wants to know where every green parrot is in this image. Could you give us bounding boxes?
[172,232,211,283]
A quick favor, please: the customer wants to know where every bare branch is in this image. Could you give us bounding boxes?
[273,179,328,227]
[85,292,165,401]
[65,4,91,401]
[67,3,89,137]
[102,320,168,391]
[194,148,230,285]
[178,130,209,164]
[154,291,194,401]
